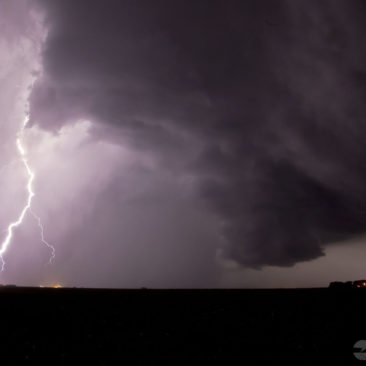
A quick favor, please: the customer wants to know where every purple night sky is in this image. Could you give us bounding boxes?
[1,0,366,288]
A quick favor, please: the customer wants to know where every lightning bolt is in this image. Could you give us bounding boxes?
[30,209,55,264]
[0,113,55,271]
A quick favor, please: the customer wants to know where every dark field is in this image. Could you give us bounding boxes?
[0,286,364,364]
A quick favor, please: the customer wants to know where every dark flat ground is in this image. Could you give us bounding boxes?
[0,286,364,364]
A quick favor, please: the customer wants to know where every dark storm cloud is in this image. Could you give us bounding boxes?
[30,0,366,268]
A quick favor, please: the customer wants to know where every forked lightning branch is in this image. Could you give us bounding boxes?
[0,110,55,270]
